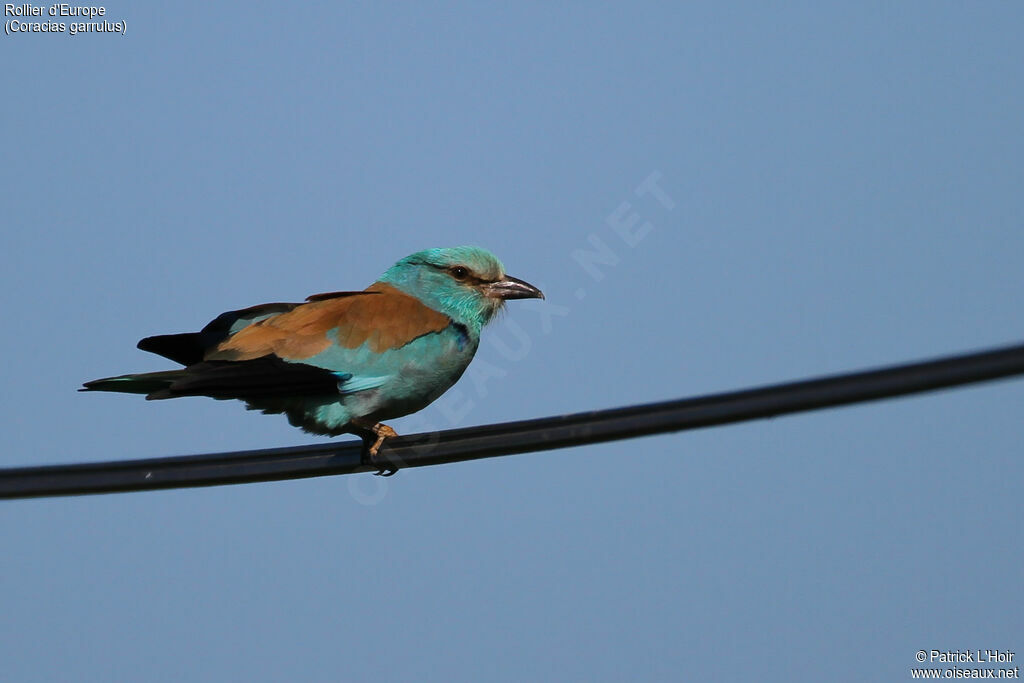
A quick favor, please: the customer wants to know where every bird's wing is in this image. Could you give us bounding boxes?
[137,293,370,366]
[143,285,451,401]
[147,357,341,399]
[206,284,451,362]
[138,302,299,365]
[146,359,393,401]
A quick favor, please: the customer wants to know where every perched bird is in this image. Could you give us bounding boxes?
[82,246,543,473]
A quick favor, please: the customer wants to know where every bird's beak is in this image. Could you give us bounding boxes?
[484,275,545,300]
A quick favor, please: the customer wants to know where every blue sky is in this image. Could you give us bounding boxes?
[1,3,1022,681]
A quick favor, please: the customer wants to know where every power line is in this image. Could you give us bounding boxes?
[3,341,1024,500]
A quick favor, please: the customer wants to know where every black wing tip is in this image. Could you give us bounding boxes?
[137,333,205,366]
[137,334,171,352]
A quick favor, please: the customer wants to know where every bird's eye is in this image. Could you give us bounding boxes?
[450,266,469,280]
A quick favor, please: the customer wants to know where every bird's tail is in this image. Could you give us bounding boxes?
[80,369,187,397]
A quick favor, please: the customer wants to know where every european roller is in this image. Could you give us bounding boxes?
[82,246,543,473]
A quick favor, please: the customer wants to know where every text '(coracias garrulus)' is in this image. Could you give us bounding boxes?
[82,246,544,473]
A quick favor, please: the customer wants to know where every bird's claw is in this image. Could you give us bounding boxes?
[357,422,399,476]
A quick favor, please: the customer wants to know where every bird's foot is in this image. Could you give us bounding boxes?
[354,421,399,476]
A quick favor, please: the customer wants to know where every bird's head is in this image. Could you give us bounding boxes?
[378,246,544,329]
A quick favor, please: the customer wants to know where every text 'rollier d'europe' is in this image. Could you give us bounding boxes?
[4,4,126,35]
[6,4,104,17]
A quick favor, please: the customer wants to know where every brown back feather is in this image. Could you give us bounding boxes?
[207,284,450,361]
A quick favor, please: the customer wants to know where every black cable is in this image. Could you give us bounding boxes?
[3,341,1024,500]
